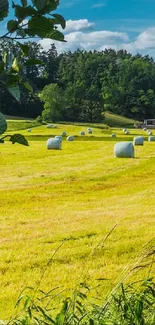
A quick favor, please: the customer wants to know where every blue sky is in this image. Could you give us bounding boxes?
[1,0,155,56]
[41,0,155,55]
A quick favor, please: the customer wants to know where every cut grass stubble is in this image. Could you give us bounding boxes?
[0,122,154,319]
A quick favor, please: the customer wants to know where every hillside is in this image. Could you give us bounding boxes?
[5,112,140,132]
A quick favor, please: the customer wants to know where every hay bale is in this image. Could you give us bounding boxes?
[55,136,62,142]
[46,138,62,150]
[47,124,52,128]
[88,129,92,134]
[80,131,85,136]
[27,128,31,132]
[53,125,57,128]
[125,130,130,135]
[111,133,116,138]
[114,142,134,158]
[143,128,147,131]
[87,128,92,131]
[123,128,127,133]
[67,135,74,141]
[148,131,153,135]
[148,136,155,142]
[133,136,144,146]
[62,131,67,136]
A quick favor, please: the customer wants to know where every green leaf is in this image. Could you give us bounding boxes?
[47,29,65,41]
[14,5,37,19]
[52,14,66,29]
[27,17,65,40]
[11,58,19,72]
[0,0,9,21]
[7,85,20,101]
[32,0,59,13]
[32,0,46,11]
[55,312,65,325]
[28,16,54,37]
[89,319,94,325]
[7,19,18,32]
[24,59,44,66]
[21,0,27,7]
[22,82,33,92]
[10,134,29,146]
[3,51,7,64]
[19,44,29,56]
[0,112,7,135]
[0,61,4,73]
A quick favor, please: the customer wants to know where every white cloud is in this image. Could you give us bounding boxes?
[63,19,95,33]
[39,19,155,57]
[122,27,155,53]
[39,20,129,53]
[92,3,106,8]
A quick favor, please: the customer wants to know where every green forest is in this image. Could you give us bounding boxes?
[1,39,155,122]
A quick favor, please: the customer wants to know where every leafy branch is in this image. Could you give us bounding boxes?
[0,0,66,145]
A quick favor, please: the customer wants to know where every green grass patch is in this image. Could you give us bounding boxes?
[104,111,140,127]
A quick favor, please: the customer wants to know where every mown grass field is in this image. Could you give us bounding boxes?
[0,118,154,319]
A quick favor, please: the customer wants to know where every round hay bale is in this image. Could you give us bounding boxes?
[88,129,92,134]
[147,130,150,134]
[87,128,92,132]
[143,128,147,131]
[148,136,155,142]
[55,135,62,142]
[27,128,31,132]
[67,135,74,141]
[46,138,62,150]
[114,142,134,158]
[62,131,67,137]
[123,128,127,133]
[53,125,57,128]
[111,133,116,138]
[47,124,52,129]
[148,131,153,135]
[80,131,85,136]
[133,136,144,146]
[125,130,130,135]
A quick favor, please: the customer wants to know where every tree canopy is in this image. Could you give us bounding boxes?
[1,46,154,122]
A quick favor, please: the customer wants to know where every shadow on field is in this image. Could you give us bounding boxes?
[23,135,146,142]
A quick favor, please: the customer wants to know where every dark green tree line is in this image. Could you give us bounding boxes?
[1,42,155,122]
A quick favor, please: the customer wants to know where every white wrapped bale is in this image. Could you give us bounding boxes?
[27,128,31,132]
[62,131,67,136]
[143,128,147,131]
[80,131,85,136]
[125,130,130,135]
[67,135,74,141]
[55,136,62,142]
[123,128,127,133]
[111,133,116,138]
[114,142,134,158]
[133,136,144,146]
[47,124,52,128]
[87,128,92,132]
[53,125,57,128]
[148,136,155,142]
[88,129,92,134]
[46,138,62,150]
[148,131,152,135]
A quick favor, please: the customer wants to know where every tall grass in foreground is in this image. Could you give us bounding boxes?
[6,237,155,325]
